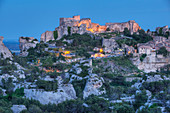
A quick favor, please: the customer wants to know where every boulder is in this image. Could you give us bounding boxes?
[0,36,13,59]
[83,74,106,98]
[11,105,27,113]
[24,84,76,105]
[24,77,77,105]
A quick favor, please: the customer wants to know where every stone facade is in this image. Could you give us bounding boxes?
[41,15,141,41]
[138,45,152,55]
[106,20,141,34]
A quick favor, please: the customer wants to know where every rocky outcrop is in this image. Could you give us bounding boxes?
[102,38,119,52]
[11,105,27,113]
[145,75,170,83]
[40,31,54,42]
[132,52,170,73]
[19,37,39,56]
[106,20,141,34]
[24,77,77,105]
[156,25,170,35]
[83,74,106,99]
[0,36,13,59]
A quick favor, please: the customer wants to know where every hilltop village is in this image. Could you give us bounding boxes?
[0,15,170,113]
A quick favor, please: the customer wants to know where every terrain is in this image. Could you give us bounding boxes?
[0,15,170,113]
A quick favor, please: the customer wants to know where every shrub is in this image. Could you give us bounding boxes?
[134,90,148,110]
[157,47,169,57]
[72,79,86,98]
[36,80,58,91]
[140,54,147,62]
[67,27,71,35]
[53,30,58,40]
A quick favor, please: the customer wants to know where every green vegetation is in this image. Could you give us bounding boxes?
[122,28,153,47]
[36,80,58,91]
[67,26,71,35]
[116,38,137,49]
[114,103,135,113]
[157,47,169,57]
[143,80,170,94]
[140,54,147,62]
[72,79,86,98]
[53,30,58,40]
[133,90,148,110]
[64,33,102,51]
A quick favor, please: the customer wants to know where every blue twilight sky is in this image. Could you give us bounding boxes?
[0,0,170,42]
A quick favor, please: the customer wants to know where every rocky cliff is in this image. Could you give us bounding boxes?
[0,36,13,59]
[19,37,39,56]
[156,25,170,35]
[132,52,170,73]
[40,15,141,41]
[24,76,77,105]
[40,31,54,42]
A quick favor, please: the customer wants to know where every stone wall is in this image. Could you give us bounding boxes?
[106,20,141,34]
[41,15,142,41]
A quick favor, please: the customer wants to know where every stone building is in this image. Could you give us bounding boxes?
[41,15,142,42]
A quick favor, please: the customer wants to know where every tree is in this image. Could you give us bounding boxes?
[134,90,148,110]
[123,28,131,36]
[157,47,169,57]
[67,27,71,35]
[53,30,58,40]
[106,27,110,31]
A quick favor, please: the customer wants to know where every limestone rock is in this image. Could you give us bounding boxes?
[24,82,77,105]
[132,53,170,73]
[40,31,54,42]
[102,38,119,52]
[0,36,13,59]
[83,74,106,99]
[11,105,27,113]
[146,75,170,83]
[19,37,39,56]
[156,25,170,35]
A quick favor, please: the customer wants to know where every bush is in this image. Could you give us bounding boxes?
[134,90,148,110]
[72,79,87,98]
[67,27,71,35]
[114,104,135,113]
[53,30,58,40]
[140,54,147,62]
[142,80,170,94]
[36,80,58,91]
[157,47,169,57]
[85,95,111,112]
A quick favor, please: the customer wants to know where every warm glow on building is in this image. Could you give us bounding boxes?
[100,48,103,53]
[86,28,94,33]
[91,53,105,58]
[128,51,131,54]
[44,69,60,73]
[63,51,71,55]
